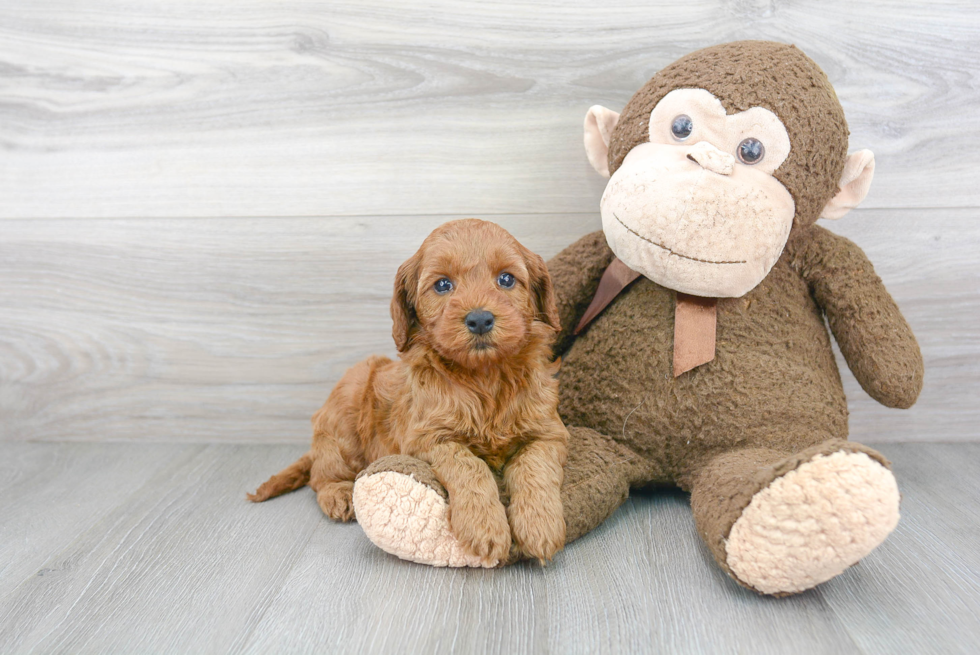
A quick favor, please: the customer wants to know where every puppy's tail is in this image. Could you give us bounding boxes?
[247,452,313,502]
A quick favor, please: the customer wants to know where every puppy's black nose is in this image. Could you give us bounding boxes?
[465,309,495,335]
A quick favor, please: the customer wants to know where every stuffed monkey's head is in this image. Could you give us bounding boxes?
[585,41,876,297]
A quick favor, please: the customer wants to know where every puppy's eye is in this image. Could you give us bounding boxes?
[737,138,765,165]
[433,278,454,294]
[671,114,693,141]
[497,272,515,289]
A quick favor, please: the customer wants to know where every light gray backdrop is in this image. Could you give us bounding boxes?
[1,0,977,444]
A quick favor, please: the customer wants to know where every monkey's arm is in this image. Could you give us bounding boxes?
[547,230,615,357]
[789,225,924,409]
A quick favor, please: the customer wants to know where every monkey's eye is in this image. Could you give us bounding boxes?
[497,272,515,289]
[737,138,765,165]
[434,278,454,294]
[670,115,693,141]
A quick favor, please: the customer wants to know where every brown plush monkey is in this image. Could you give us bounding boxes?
[352,41,923,595]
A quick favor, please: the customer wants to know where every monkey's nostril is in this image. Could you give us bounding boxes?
[687,154,697,163]
[465,309,495,335]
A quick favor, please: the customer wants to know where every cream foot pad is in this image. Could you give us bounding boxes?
[726,450,901,595]
[353,470,497,568]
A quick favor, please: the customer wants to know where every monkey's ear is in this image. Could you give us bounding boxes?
[584,105,621,178]
[820,150,875,220]
[522,246,560,330]
[390,251,422,352]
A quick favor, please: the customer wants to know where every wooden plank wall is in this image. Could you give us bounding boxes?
[1,1,978,443]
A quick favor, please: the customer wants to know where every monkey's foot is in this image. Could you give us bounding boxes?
[352,456,499,568]
[725,450,900,595]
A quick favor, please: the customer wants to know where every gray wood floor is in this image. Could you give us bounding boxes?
[0,441,977,654]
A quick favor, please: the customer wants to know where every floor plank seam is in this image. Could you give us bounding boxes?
[0,445,207,607]
[28,446,215,653]
[228,517,323,655]
[814,588,869,655]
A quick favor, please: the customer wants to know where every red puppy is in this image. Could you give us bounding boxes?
[249,219,568,564]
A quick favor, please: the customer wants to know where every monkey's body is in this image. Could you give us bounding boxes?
[550,227,921,592]
[555,232,849,491]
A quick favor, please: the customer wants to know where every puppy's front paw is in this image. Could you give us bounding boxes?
[509,497,566,564]
[449,498,512,565]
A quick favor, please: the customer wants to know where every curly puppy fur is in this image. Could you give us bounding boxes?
[249,219,569,564]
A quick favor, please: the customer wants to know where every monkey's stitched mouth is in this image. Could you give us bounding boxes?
[613,213,747,265]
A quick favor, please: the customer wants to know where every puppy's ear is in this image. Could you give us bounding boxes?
[391,250,422,352]
[522,247,560,330]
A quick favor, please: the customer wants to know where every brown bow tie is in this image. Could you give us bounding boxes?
[574,257,717,377]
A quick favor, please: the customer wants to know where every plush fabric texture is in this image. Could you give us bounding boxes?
[648,89,793,173]
[546,220,913,572]
[608,40,848,228]
[354,433,900,589]
[353,225,921,591]
[545,227,921,592]
[352,425,650,564]
[352,41,923,595]
[725,449,900,595]
[555,229,847,486]
[600,140,796,297]
[786,226,923,407]
[357,455,448,501]
[584,105,620,177]
[685,140,734,175]
[574,257,640,335]
[820,150,876,220]
[353,468,497,568]
[550,231,617,357]
[551,226,923,477]
[688,438,892,592]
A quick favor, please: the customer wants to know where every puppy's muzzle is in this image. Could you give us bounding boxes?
[465,309,495,335]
